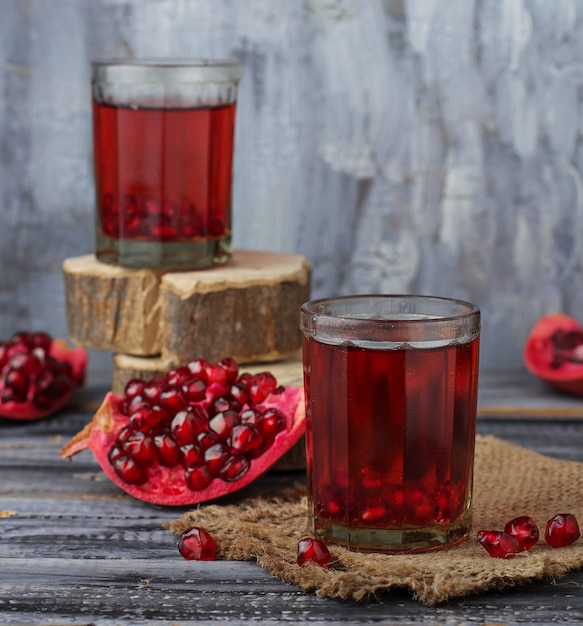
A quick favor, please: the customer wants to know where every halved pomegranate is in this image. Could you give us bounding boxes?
[0,331,87,420]
[523,313,583,395]
[61,357,305,506]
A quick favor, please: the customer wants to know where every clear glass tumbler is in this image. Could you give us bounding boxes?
[92,59,241,270]
[300,294,480,553]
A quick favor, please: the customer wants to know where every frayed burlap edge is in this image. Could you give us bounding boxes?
[166,435,583,605]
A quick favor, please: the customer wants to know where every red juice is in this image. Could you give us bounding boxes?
[303,333,480,553]
[93,102,236,243]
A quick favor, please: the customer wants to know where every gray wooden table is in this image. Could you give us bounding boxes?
[2,373,583,625]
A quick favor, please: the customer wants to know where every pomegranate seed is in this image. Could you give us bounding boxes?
[297,538,331,567]
[124,378,146,400]
[185,464,214,491]
[205,362,228,387]
[108,445,125,464]
[9,352,40,377]
[197,430,219,450]
[217,357,239,384]
[187,359,210,384]
[178,527,217,561]
[182,377,206,402]
[257,408,285,440]
[4,369,29,396]
[212,397,240,414]
[170,407,207,446]
[229,382,249,406]
[180,444,204,467]
[130,406,169,432]
[118,429,156,466]
[504,515,539,551]
[204,443,231,476]
[230,424,263,453]
[545,513,580,547]
[154,432,182,466]
[361,506,386,522]
[2,386,25,403]
[240,408,260,425]
[220,454,250,482]
[112,455,148,485]
[124,393,149,415]
[166,366,191,386]
[477,530,520,558]
[159,385,188,413]
[30,332,52,352]
[209,410,240,440]
[248,372,277,405]
[142,377,167,405]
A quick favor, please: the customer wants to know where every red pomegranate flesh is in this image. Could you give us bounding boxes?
[61,357,305,506]
[0,331,87,420]
[523,313,583,395]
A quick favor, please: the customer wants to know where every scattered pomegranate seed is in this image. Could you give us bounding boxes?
[545,513,580,547]
[504,515,539,551]
[178,527,217,561]
[297,537,331,567]
[477,530,521,558]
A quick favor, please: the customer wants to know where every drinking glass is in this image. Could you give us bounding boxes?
[300,294,480,553]
[92,59,241,270]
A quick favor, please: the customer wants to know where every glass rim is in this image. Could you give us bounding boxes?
[301,294,480,325]
[92,59,242,84]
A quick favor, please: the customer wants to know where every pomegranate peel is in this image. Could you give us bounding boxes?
[0,332,87,421]
[523,313,583,395]
[61,361,305,506]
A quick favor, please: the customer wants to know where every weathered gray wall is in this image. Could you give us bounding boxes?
[1,0,582,377]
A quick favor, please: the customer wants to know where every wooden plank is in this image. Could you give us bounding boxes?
[4,387,583,624]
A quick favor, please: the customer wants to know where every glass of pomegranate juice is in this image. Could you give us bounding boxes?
[300,295,480,553]
[92,59,241,269]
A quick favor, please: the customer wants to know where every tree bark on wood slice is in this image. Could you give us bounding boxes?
[62,254,162,356]
[159,250,311,364]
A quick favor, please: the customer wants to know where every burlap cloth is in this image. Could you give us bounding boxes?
[167,435,583,605]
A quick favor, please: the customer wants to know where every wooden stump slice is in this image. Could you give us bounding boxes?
[62,254,162,356]
[159,250,311,364]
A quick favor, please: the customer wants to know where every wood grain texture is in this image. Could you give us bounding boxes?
[1,1,583,379]
[159,250,311,364]
[3,384,583,624]
[63,254,163,355]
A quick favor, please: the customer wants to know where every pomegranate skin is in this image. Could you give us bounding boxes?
[523,313,583,396]
[60,362,305,507]
[0,333,87,421]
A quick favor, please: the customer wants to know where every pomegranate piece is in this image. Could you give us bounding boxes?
[545,513,580,547]
[476,530,521,558]
[296,537,331,567]
[60,356,305,506]
[523,313,583,395]
[178,527,217,561]
[0,331,87,421]
[504,515,539,551]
